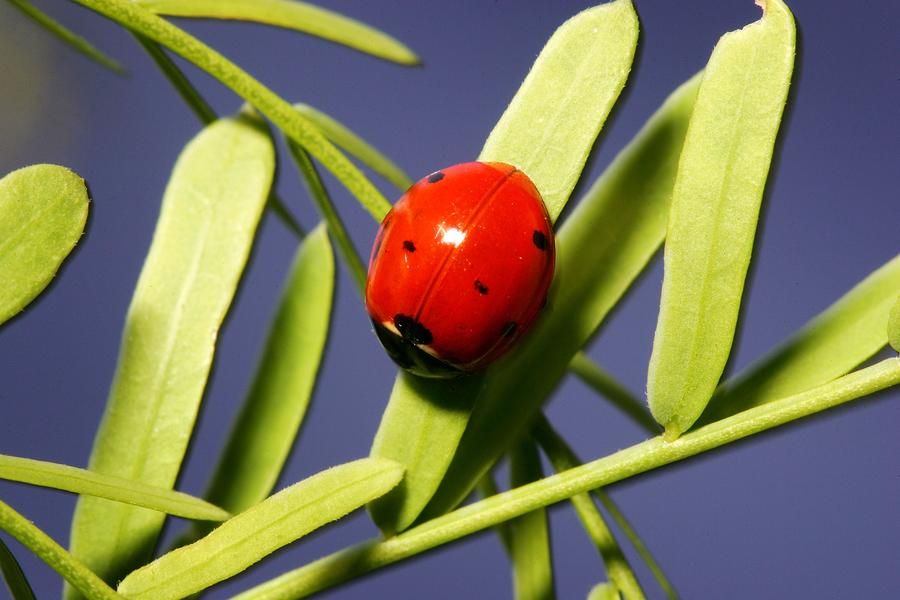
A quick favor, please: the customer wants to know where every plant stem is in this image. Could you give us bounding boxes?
[569,352,658,435]
[532,417,645,600]
[234,358,899,599]
[132,32,305,238]
[73,0,392,222]
[0,501,122,599]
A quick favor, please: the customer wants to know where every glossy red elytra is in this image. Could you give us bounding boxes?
[365,162,555,378]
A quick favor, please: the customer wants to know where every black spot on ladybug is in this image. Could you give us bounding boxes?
[394,314,433,345]
[427,171,445,184]
[403,240,416,252]
[532,230,548,251]
[474,280,489,295]
[540,295,549,311]
[502,321,518,338]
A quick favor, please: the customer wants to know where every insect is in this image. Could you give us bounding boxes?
[365,161,555,378]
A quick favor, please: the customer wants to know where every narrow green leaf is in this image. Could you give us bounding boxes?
[0,501,121,600]
[888,292,900,353]
[294,104,413,191]
[234,358,900,600]
[367,373,482,535]
[420,75,701,521]
[0,164,89,327]
[286,143,367,295]
[68,112,275,590]
[533,418,645,600]
[202,224,334,521]
[0,455,229,521]
[0,536,36,600]
[6,0,125,73]
[73,0,393,222]
[479,0,638,222]
[477,474,513,552]
[117,458,403,600]
[587,583,621,600]
[701,254,900,424]
[569,353,658,435]
[368,1,646,534]
[139,0,420,65]
[508,440,555,600]
[647,0,796,438]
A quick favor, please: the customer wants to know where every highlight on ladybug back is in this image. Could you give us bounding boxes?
[365,161,555,378]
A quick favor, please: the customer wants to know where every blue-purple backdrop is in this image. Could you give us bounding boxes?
[1,1,897,598]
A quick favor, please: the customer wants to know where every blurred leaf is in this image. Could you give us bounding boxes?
[74,0,393,222]
[233,359,900,600]
[294,104,413,191]
[68,112,275,591]
[201,224,334,521]
[568,353,658,435]
[139,0,419,65]
[0,454,229,521]
[647,0,796,438]
[421,75,701,521]
[533,418,645,600]
[0,164,88,327]
[479,0,638,222]
[117,458,403,600]
[508,440,555,600]
[588,583,621,600]
[888,292,900,352]
[7,0,125,73]
[368,0,644,534]
[0,501,121,599]
[701,253,900,424]
[286,143,367,294]
[0,536,36,600]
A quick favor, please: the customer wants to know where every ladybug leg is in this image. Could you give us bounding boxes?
[371,320,461,379]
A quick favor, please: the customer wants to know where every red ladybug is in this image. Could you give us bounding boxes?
[365,162,555,378]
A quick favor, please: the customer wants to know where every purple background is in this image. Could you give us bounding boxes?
[1,1,898,598]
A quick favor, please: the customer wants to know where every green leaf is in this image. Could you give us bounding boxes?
[0,536,36,600]
[73,0,393,222]
[286,143,367,294]
[888,292,900,353]
[139,0,420,65]
[533,418,645,600]
[508,440,555,600]
[479,0,638,222]
[0,164,89,327]
[701,253,900,424]
[68,112,275,591]
[568,353,658,435]
[587,583,621,600]
[0,454,229,521]
[0,501,121,600]
[367,0,644,535]
[420,75,701,521]
[117,458,403,600]
[367,373,482,535]
[202,224,334,520]
[234,358,900,600]
[7,0,125,74]
[294,104,413,191]
[647,0,796,439]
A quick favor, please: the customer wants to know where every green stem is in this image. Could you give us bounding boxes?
[73,0,392,222]
[476,474,513,553]
[0,535,36,600]
[285,143,367,296]
[595,491,676,600]
[569,352,658,435]
[532,417,644,600]
[132,32,305,238]
[234,358,899,599]
[0,501,122,600]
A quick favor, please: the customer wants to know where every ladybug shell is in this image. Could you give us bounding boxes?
[365,162,555,378]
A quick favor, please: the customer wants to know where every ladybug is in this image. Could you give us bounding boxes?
[365,162,555,378]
